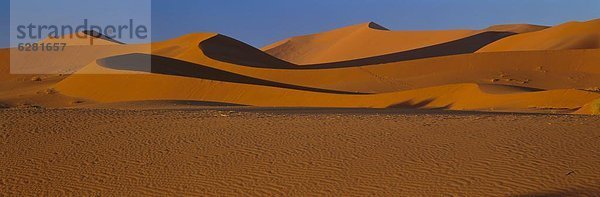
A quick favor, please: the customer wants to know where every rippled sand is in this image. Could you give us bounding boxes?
[1,108,599,195]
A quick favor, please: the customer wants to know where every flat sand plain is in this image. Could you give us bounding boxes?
[1,108,599,196]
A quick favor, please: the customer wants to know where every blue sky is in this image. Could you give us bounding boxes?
[2,0,599,47]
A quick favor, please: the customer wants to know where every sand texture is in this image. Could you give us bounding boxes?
[1,17,600,195]
[1,108,599,195]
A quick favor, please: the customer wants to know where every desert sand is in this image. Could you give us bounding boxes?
[2,19,599,114]
[262,22,547,64]
[479,19,600,52]
[48,30,600,113]
[1,17,600,195]
[1,108,599,196]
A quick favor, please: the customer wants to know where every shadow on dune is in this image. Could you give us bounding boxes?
[82,30,125,44]
[199,34,297,69]
[96,53,365,94]
[200,31,516,69]
[306,31,516,68]
[387,99,453,110]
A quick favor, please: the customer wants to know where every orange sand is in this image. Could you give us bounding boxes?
[479,19,600,52]
[263,22,547,64]
[2,17,600,196]
[1,109,599,195]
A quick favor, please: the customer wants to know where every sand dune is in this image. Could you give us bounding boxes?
[2,28,600,114]
[41,31,124,46]
[148,33,600,94]
[199,34,297,68]
[44,30,600,114]
[476,84,544,94]
[575,98,600,115]
[201,32,517,69]
[2,19,600,115]
[53,58,600,112]
[262,22,546,64]
[156,34,600,94]
[479,19,600,52]
[9,44,148,74]
[262,22,475,64]
[482,24,548,34]
[97,53,357,94]
[9,31,147,74]
[299,31,516,68]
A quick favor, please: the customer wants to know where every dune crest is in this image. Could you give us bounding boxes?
[155,35,600,94]
[363,22,390,30]
[261,22,478,64]
[3,19,600,115]
[53,55,600,113]
[478,19,600,52]
[41,30,125,46]
[482,24,548,34]
[261,22,549,65]
[127,32,600,97]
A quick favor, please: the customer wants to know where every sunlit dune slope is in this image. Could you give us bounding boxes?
[478,19,600,52]
[261,22,546,64]
[152,33,295,69]
[151,33,600,94]
[9,45,148,74]
[482,24,548,34]
[575,98,600,115]
[94,53,357,94]
[264,31,517,68]
[8,31,148,74]
[1,35,146,107]
[3,20,599,115]
[52,56,600,113]
[179,32,518,69]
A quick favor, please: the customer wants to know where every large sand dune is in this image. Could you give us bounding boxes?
[262,22,546,64]
[479,19,600,52]
[153,33,600,94]
[53,33,600,113]
[264,31,517,69]
[97,53,357,94]
[53,59,600,112]
[3,20,600,114]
